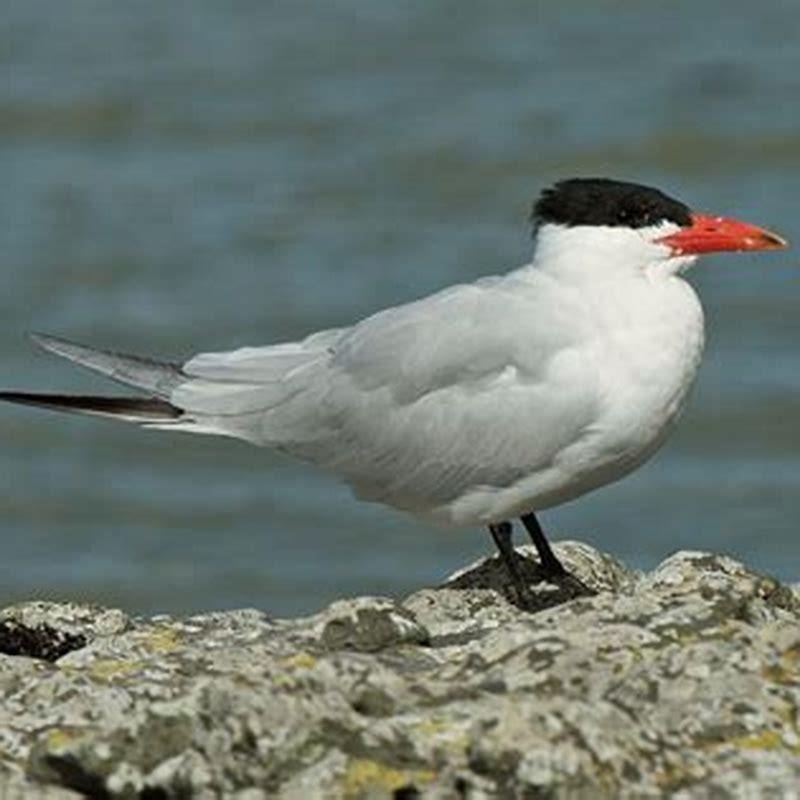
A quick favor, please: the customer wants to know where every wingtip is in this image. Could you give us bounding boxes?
[28,331,58,350]
[27,332,87,359]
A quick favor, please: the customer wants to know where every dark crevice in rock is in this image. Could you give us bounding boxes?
[393,785,421,799]
[139,789,169,800]
[42,755,109,799]
[0,621,87,662]
[141,787,187,800]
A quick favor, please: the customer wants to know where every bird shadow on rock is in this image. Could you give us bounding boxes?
[441,548,597,615]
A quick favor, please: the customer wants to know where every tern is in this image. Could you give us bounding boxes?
[1,178,788,605]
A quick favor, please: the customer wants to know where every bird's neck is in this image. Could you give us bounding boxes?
[525,223,695,284]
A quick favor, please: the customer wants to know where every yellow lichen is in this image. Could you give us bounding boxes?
[342,758,435,799]
[46,729,75,749]
[45,727,86,751]
[761,645,800,686]
[701,728,800,756]
[725,729,800,754]
[733,730,783,750]
[88,658,143,682]
[273,673,297,689]
[412,718,451,737]
[142,627,181,653]
[281,652,317,670]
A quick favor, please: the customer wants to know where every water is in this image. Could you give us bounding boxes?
[1,0,798,616]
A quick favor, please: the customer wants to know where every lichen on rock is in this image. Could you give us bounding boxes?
[1,542,799,798]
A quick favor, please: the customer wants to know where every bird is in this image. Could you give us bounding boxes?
[1,178,788,606]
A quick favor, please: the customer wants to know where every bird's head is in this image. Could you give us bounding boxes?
[531,178,787,279]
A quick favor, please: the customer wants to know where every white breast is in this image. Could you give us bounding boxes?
[446,273,705,524]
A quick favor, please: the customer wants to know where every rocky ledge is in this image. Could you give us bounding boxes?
[1,543,799,799]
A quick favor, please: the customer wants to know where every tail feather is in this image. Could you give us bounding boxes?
[4,333,293,443]
[30,333,184,398]
[0,391,183,424]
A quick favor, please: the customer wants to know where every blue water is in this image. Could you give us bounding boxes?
[1,1,798,616]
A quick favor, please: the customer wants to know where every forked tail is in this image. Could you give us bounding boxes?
[0,333,186,427]
[0,391,182,424]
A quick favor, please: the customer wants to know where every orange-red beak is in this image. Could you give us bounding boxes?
[658,213,788,256]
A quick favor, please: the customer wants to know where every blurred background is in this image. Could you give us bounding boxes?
[1,1,798,616]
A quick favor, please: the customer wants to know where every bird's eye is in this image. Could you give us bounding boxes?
[622,204,655,227]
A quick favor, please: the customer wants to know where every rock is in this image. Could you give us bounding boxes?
[1,541,800,798]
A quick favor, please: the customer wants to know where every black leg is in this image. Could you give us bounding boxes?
[520,512,566,576]
[488,521,532,606]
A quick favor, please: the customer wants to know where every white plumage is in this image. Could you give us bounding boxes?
[3,177,785,595]
[154,222,706,525]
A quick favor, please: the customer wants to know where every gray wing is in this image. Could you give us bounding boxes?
[254,277,601,517]
[7,275,601,519]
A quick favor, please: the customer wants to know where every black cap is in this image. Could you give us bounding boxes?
[532,178,692,231]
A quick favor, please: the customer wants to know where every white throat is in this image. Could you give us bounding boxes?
[530,222,698,282]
